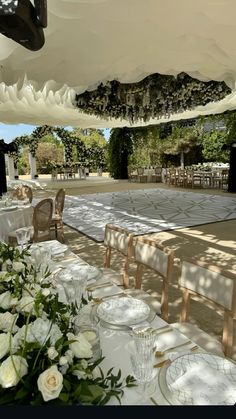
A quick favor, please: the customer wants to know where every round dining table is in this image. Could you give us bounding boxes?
[0,204,33,243]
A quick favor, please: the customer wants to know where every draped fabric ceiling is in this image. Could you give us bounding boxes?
[1,0,236,128]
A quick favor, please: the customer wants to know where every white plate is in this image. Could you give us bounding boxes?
[96,297,150,326]
[158,352,236,405]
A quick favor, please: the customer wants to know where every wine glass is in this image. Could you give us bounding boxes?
[15,228,28,250]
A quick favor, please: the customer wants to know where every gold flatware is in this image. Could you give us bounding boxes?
[155,340,194,357]
[153,359,171,368]
[92,292,125,303]
[86,281,112,292]
[155,341,199,358]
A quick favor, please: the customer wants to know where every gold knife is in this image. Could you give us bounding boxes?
[86,281,112,292]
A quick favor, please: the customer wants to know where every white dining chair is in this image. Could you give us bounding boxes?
[132,236,174,322]
[102,223,134,288]
[171,258,236,357]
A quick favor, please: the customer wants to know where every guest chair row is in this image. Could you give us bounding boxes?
[102,223,236,358]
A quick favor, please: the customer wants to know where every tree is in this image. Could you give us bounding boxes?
[160,124,202,168]
[36,142,64,173]
[108,128,133,179]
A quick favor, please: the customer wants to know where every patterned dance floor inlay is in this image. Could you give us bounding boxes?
[63,188,236,242]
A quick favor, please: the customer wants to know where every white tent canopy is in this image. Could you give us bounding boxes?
[1,0,236,128]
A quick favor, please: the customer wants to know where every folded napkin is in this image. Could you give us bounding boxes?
[154,329,190,352]
[169,361,236,405]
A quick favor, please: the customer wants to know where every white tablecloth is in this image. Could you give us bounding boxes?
[35,240,229,406]
[0,206,33,243]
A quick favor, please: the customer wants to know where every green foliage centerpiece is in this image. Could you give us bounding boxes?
[0,242,135,405]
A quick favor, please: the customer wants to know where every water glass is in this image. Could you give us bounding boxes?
[15,228,28,248]
[132,329,156,356]
[130,350,155,384]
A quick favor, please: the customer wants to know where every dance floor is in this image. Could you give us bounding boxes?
[63,188,236,242]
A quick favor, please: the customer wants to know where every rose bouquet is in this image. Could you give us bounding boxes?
[0,242,135,405]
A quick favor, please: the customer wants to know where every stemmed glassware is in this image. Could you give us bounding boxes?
[15,227,31,250]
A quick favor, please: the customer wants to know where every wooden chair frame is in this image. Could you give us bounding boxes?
[178,258,236,357]
[50,188,65,242]
[32,198,53,243]
[103,223,134,288]
[133,236,174,321]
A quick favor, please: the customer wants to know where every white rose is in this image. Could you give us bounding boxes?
[0,312,18,333]
[0,355,28,388]
[0,333,10,360]
[12,261,25,273]
[47,347,58,360]
[0,291,12,310]
[67,332,92,359]
[37,365,63,402]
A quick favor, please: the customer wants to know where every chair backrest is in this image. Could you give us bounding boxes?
[179,258,236,357]
[55,188,65,216]
[133,236,174,321]
[32,198,53,242]
[103,223,134,287]
[137,167,144,175]
[154,167,162,175]
[12,184,33,203]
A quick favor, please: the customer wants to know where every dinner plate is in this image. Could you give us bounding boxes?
[158,352,236,405]
[96,297,150,326]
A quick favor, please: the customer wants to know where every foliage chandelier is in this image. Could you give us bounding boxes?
[74,72,231,124]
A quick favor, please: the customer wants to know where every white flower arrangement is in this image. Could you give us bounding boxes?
[0,242,135,405]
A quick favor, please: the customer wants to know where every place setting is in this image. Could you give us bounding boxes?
[157,352,236,405]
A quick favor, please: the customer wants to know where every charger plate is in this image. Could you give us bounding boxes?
[92,297,155,330]
[158,352,236,405]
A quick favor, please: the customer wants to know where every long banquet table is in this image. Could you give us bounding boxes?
[37,239,235,406]
[0,204,33,243]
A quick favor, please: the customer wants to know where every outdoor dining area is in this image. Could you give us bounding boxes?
[129,164,229,190]
[1,0,236,408]
[0,183,235,406]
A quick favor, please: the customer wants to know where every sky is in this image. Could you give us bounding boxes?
[0,124,111,143]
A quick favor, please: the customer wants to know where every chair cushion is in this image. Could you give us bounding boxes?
[171,322,224,356]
